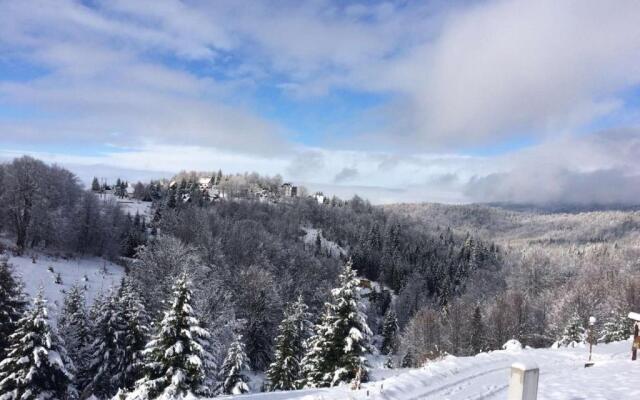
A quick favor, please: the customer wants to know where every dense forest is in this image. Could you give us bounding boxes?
[0,156,637,399]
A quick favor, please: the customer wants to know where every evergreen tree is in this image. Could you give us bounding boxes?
[557,312,586,347]
[0,254,27,361]
[315,232,322,255]
[0,291,75,400]
[91,177,101,192]
[600,310,631,343]
[381,309,399,355]
[301,260,371,388]
[233,266,282,372]
[112,278,150,392]
[167,189,177,209]
[469,305,486,354]
[58,285,91,390]
[88,292,105,323]
[219,335,250,395]
[149,182,160,201]
[266,296,313,391]
[125,273,213,400]
[121,213,146,258]
[115,178,123,198]
[87,290,124,399]
[299,310,333,388]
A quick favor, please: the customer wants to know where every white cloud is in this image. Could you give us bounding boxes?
[3,0,640,150]
[0,0,289,155]
[3,128,639,205]
[1,1,640,205]
[0,145,289,184]
[464,129,640,204]
[369,0,640,146]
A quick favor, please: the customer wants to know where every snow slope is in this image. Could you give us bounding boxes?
[6,252,125,323]
[100,193,152,218]
[225,340,638,400]
[301,227,346,258]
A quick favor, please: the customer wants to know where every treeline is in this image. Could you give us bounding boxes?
[0,156,146,258]
[111,169,303,204]
[386,203,640,366]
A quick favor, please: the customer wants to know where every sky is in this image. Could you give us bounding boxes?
[1,0,640,205]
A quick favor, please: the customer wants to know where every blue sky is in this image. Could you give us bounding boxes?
[1,0,640,204]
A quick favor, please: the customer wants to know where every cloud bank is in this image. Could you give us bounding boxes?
[1,1,640,205]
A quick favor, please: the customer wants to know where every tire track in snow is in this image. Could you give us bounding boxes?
[462,383,509,400]
[401,364,510,400]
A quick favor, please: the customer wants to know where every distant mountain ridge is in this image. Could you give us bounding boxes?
[485,202,640,214]
[384,201,640,246]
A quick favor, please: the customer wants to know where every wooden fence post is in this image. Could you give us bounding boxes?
[508,362,539,400]
[628,312,640,360]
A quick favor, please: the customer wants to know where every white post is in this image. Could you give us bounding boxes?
[508,362,539,400]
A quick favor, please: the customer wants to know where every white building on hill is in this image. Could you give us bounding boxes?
[198,177,213,191]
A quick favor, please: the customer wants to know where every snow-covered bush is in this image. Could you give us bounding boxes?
[502,339,523,351]
[554,313,586,348]
[600,310,632,343]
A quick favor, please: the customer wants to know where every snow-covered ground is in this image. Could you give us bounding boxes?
[225,340,638,400]
[99,193,152,217]
[6,252,124,323]
[301,227,347,258]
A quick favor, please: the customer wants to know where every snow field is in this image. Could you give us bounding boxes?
[6,252,125,323]
[224,340,638,400]
[98,193,152,218]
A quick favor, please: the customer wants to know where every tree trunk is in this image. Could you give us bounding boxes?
[15,226,26,254]
[14,201,31,255]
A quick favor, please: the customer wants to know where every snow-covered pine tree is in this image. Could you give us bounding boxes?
[87,289,125,399]
[301,260,372,388]
[557,312,586,347]
[266,295,313,391]
[0,291,75,400]
[0,254,27,361]
[125,272,214,400]
[58,284,91,390]
[112,278,150,392]
[381,309,399,355]
[299,309,332,388]
[600,310,631,343]
[219,335,250,395]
